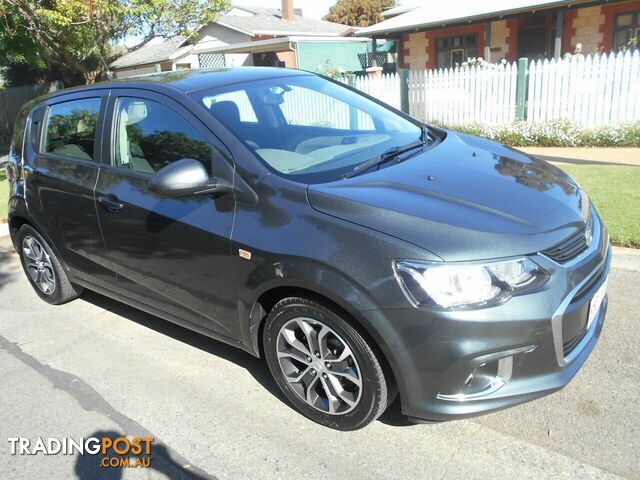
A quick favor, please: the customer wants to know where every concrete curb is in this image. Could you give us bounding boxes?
[612,245,640,256]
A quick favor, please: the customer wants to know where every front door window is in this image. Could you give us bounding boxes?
[436,35,478,69]
[113,97,213,175]
[517,13,556,60]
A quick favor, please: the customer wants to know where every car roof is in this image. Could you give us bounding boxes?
[43,67,316,100]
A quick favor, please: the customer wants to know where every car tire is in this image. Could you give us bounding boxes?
[264,296,389,430]
[17,225,83,305]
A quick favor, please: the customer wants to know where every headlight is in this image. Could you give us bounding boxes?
[394,258,548,310]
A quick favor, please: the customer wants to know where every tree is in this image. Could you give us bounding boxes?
[0,0,230,86]
[324,0,395,27]
[0,5,50,85]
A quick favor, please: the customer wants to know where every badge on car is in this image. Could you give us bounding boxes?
[585,224,593,248]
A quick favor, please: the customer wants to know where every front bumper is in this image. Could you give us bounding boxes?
[364,216,611,422]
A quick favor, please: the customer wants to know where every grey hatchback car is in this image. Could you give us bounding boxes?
[7,68,610,430]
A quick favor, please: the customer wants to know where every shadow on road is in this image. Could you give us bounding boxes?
[75,430,212,480]
[78,289,417,428]
[78,290,285,403]
[0,245,18,293]
[378,396,418,427]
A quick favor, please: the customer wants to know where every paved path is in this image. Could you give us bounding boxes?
[518,147,640,166]
[0,236,638,479]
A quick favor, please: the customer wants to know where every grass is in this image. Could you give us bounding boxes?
[0,167,7,223]
[557,163,640,248]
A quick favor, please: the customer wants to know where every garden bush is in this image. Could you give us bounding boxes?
[431,120,640,147]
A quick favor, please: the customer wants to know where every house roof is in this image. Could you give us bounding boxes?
[110,5,352,71]
[110,36,192,69]
[380,4,419,18]
[217,5,351,36]
[357,0,590,36]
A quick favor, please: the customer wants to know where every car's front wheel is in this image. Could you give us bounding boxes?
[17,225,82,305]
[264,297,389,430]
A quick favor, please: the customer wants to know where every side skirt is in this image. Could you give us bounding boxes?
[74,278,257,356]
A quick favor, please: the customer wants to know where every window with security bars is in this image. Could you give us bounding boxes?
[198,54,226,69]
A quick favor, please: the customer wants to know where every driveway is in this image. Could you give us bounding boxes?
[0,235,638,479]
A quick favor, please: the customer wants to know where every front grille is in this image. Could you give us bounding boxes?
[543,214,594,263]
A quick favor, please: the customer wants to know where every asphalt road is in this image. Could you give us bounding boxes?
[0,235,638,480]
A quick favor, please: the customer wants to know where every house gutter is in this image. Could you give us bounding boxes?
[355,0,599,37]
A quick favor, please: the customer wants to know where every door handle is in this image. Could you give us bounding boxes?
[97,194,124,213]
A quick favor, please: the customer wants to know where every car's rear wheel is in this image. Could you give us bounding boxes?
[264,297,388,430]
[17,225,82,305]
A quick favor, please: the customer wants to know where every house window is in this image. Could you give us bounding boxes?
[198,53,226,69]
[517,13,556,60]
[436,35,477,69]
[613,11,640,51]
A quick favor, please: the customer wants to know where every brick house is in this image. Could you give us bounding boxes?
[357,0,640,70]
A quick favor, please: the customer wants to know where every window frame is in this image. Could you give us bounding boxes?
[104,88,233,181]
[613,10,640,51]
[435,34,478,69]
[37,90,109,166]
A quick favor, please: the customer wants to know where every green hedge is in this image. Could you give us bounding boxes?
[431,120,640,147]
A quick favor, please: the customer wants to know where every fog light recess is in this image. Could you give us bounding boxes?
[437,356,513,401]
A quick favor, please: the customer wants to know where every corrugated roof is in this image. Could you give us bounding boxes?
[357,0,585,36]
[110,36,192,69]
[218,5,350,36]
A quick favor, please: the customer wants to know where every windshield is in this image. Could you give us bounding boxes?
[190,75,422,183]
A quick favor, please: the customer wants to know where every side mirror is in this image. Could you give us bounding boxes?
[148,158,233,198]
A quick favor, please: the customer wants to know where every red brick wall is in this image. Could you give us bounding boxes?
[600,0,640,51]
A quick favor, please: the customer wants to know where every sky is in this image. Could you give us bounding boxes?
[236,0,426,20]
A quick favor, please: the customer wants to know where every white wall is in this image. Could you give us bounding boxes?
[194,23,253,67]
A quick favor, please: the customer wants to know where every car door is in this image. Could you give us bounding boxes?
[26,91,116,288]
[94,89,238,338]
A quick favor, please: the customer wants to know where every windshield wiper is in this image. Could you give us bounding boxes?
[421,123,435,145]
[343,130,433,180]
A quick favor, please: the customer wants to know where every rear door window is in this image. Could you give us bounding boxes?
[43,98,101,161]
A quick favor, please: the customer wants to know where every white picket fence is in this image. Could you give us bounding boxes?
[407,62,518,125]
[527,50,640,126]
[352,73,401,111]
[346,50,640,127]
[208,51,639,128]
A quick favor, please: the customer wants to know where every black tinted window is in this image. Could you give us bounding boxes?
[9,104,29,161]
[44,98,101,161]
[113,97,212,174]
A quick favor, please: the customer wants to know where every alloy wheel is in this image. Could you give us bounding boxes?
[276,317,362,415]
[22,236,56,295]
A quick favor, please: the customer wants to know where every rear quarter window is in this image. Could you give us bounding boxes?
[9,104,29,162]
